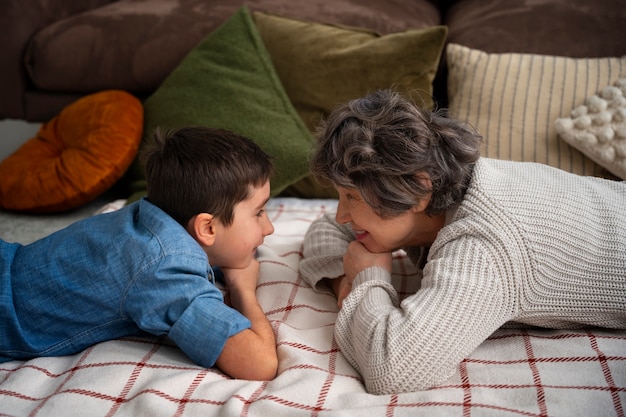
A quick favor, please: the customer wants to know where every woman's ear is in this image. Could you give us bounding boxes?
[188,213,217,247]
[411,173,433,213]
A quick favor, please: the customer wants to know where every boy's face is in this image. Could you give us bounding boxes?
[205,181,274,269]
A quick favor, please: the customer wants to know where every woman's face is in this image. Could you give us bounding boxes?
[334,186,440,252]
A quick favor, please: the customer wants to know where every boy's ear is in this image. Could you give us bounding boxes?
[188,213,217,246]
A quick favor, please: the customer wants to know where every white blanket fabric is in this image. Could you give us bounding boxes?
[1,197,625,416]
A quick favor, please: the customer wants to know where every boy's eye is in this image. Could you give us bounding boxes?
[256,209,265,217]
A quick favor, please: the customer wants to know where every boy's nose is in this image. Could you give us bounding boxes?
[264,218,275,236]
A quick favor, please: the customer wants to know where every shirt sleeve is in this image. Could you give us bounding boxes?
[335,235,514,395]
[300,213,355,294]
[124,254,251,369]
[168,295,251,368]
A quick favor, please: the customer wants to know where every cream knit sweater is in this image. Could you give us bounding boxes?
[299,158,626,395]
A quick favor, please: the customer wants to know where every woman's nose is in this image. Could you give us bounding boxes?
[335,198,351,224]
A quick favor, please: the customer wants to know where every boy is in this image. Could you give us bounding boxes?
[1,126,278,380]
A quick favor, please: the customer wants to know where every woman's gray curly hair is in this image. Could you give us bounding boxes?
[311,89,483,218]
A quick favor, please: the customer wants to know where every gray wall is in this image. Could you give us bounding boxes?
[0,119,42,161]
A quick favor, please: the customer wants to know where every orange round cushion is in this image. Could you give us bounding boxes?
[0,90,143,213]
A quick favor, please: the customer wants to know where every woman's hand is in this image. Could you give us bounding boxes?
[324,274,352,308]
[335,241,392,306]
[344,241,393,279]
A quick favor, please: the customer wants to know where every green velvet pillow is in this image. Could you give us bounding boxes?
[253,12,447,198]
[126,6,314,202]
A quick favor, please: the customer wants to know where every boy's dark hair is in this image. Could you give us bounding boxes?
[142,126,273,227]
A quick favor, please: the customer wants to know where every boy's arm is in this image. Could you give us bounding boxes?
[216,260,277,380]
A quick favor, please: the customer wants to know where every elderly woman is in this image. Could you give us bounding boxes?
[299,89,626,395]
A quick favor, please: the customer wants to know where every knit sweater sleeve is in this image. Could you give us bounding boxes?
[335,234,515,394]
[300,213,355,294]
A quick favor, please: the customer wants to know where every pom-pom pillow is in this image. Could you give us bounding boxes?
[555,78,626,180]
[0,90,143,213]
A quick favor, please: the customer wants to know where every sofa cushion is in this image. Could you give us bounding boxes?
[255,11,447,132]
[555,79,626,180]
[0,90,143,213]
[446,43,626,178]
[254,11,447,197]
[433,0,626,107]
[24,0,441,96]
[444,0,626,58]
[125,6,314,201]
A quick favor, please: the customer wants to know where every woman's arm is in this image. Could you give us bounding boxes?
[216,259,277,380]
[335,236,513,394]
[300,213,512,394]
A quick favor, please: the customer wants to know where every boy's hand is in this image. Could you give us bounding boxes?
[221,259,260,299]
[221,260,260,307]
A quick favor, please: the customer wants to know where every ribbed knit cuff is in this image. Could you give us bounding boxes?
[353,266,392,287]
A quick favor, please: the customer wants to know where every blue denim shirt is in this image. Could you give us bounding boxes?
[0,199,251,367]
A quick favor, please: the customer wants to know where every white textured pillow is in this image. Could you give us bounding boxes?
[555,79,626,180]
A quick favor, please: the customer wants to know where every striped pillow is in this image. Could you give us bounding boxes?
[446,43,626,177]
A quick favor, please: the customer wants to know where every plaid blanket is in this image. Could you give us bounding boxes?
[1,198,625,417]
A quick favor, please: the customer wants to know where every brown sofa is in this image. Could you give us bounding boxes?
[2,0,625,123]
[1,0,625,210]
